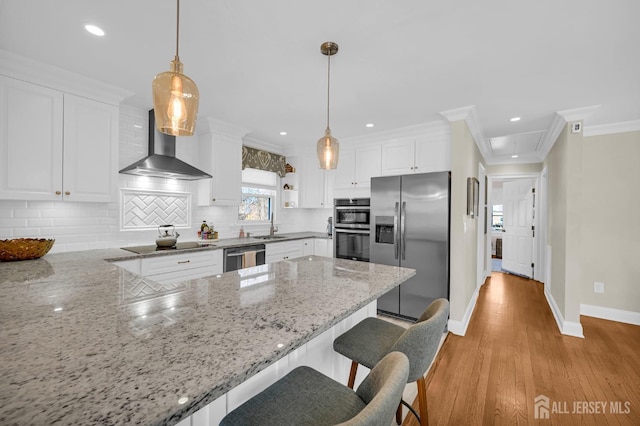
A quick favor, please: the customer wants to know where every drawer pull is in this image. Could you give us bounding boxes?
[177,260,191,264]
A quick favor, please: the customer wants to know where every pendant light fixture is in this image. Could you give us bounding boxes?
[317,42,339,169]
[152,0,199,136]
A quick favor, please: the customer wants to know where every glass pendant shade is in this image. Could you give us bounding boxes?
[152,57,199,136]
[317,128,339,169]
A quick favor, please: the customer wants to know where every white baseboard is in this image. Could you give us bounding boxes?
[448,285,480,336]
[544,287,584,338]
[580,304,640,326]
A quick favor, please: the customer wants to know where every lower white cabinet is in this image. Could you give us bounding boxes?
[313,238,334,257]
[114,250,223,284]
[302,239,314,256]
[265,240,303,263]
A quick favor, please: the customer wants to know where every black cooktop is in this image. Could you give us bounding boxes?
[121,242,204,255]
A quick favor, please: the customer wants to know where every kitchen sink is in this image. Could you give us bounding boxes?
[253,235,287,240]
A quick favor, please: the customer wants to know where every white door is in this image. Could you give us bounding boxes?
[501,179,534,277]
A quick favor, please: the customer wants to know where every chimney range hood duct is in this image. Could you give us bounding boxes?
[119,110,211,180]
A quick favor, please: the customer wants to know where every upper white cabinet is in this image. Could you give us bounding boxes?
[334,145,381,190]
[381,136,450,176]
[197,119,248,206]
[62,94,119,202]
[0,75,118,201]
[283,156,334,209]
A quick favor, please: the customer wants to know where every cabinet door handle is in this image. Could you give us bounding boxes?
[212,198,216,202]
[55,191,61,195]
[178,260,191,264]
[65,191,71,196]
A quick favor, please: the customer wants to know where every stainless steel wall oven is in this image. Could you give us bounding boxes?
[333,198,370,262]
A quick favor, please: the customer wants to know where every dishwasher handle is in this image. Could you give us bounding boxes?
[226,249,266,257]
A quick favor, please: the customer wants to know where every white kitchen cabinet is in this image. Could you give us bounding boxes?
[298,156,326,208]
[62,94,119,202]
[140,250,223,284]
[314,238,333,257]
[0,75,118,202]
[333,145,381,190]
[381,136,450,176]
[198,130,242,206]
[284,156,333,209]
[265,240,303,263]
[301,238,314,256]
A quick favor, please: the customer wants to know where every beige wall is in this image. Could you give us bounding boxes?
[544,125,570,318]
[449,120,484,322]
[580,130,640,312]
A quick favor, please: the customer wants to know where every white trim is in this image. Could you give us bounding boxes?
[448,284,480,336]
[556,105,600,122]
[342,120,450,147]
[544,287,584,338]
[537,113,566,162]
[0,49,132,105]
[580,304,640,326]
[439,105,491,162]
[583,119,640,137]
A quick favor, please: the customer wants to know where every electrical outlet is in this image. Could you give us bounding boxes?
[594,282,605,293]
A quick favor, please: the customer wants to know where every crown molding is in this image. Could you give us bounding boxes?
[0,49,133,105]
[583,119,640,137]
[198,117,250,139]
[537,112,566,162]
[440,105,491,162]
[342,120,450,146]
[556,105,600,122]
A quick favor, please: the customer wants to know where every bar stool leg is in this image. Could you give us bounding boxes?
[347,361,359,389]
[395,403,402,424]
[417,377,429,426]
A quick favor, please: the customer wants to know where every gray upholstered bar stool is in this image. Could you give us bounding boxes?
[333,298,449,426]
[220,351,409,426]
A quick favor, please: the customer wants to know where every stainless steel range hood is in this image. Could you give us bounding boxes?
[119,110,212,180]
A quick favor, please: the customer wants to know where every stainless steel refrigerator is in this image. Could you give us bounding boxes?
[371,172,450,320]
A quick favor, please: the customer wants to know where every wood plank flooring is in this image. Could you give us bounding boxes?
[402,272,640,426]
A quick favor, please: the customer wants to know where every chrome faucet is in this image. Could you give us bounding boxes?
[269,213,278,236]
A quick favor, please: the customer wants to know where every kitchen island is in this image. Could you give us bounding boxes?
[0,250,415,425]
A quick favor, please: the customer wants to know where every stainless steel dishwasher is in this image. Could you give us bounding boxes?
[223,244,266,272]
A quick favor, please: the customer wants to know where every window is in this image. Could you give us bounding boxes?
[492,204,503,230]
[238,169,278,222]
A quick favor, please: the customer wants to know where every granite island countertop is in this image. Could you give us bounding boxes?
[0,248,414,425]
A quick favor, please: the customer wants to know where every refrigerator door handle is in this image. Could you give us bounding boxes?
[401,201,406,260]
[394,202,399,260]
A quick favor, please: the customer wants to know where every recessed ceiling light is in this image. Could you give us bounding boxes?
[85,24,105,37]
[279,131,287,136]
[366,123,374,128]
[511,155,519,158]
[510,117,521,122]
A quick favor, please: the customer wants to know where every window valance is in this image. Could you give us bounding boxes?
[242,146,286,178]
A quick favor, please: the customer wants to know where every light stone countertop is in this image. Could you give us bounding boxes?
[0,243,414,425]
[112,231,332,261]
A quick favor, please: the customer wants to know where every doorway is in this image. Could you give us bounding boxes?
[487,173,543,281]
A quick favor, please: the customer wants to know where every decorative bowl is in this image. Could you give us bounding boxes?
[0,238,55,261]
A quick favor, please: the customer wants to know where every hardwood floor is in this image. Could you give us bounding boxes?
[402,272,640,426]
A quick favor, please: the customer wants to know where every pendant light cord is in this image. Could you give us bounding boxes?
[175,0,180,58]
[326,51,331,130]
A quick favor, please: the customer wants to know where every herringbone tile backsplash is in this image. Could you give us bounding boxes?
[122,189,190,229]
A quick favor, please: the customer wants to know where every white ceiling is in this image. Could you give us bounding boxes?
[1,0,638,163]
